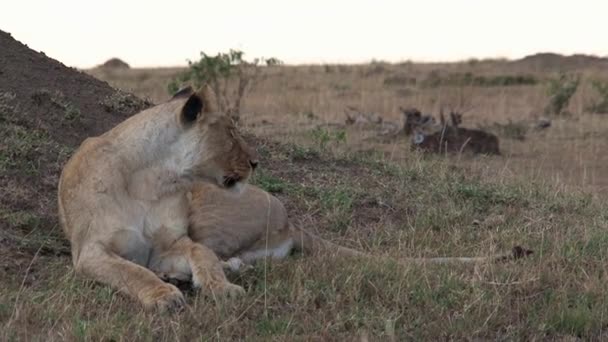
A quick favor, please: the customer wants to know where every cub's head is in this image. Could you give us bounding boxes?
[400,106,438,136]
[400,107,422,122]
[173,85,259,191]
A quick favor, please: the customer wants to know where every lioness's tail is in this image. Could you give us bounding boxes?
[289,224,532,264]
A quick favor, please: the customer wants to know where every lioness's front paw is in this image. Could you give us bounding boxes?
[209,282,246,299]
[141,283,186,313]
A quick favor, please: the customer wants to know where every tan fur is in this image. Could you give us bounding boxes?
[57,86,258,311]
[188,183,529,272]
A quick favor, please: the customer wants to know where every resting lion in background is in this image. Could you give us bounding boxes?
[58,86,259,311]
[188,183,532,272]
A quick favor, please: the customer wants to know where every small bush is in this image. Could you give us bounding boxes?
[363,61,388,76]
[31,89,81,123]
[544,73,580,116]
[423,70,443,87]
[100,91,151,115]
[168,50,281,120]
[309,127,347,151]
[586,79,608,114]
[383,74,417,86]
[421,72,537,88]
[289,144,320,161]
[479,74,538,87]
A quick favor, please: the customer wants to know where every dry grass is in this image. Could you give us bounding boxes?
[88,60,608,196]
[2,138,608,340]
[3,59,606,339]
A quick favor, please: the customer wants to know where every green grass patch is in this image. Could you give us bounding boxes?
[253,171,290,194]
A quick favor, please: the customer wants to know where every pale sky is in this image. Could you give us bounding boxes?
[1,0,606,68]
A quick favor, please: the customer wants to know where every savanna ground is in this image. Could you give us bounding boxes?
[3,37,608,340]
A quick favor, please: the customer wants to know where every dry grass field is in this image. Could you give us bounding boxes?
[3,36,608,340]
[89,56,608,197]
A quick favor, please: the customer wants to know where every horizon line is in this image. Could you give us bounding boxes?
[87,51,608,70]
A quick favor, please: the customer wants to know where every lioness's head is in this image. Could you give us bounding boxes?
[173,85,259,191]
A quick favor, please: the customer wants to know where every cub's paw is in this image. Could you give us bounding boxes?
[141,283,186,313]
[209,282,246,299]
[222,257,253,273]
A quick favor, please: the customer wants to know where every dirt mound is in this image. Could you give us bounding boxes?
[513,52,608,71]
[0,30,151,268]
[101,57,130,69]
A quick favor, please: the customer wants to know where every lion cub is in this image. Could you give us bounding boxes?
[188,183,530,271]
[188,182,361,270]
[58,86,259,311]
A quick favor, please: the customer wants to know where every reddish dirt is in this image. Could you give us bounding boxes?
[0,30,151,271]
[0,30,150,146]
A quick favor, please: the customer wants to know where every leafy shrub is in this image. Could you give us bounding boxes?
[586,79,608,114]
[478,74,538,87]
[544,73,580,116]
[309,127,347,150]
[168,49,281,120]
[383,74,417,86]
[421,72,537,88]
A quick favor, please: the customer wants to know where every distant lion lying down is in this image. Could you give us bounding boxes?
[179,183,532,278]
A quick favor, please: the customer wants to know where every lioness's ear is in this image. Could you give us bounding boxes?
[181,93,203,124]
[172,85,194,100]
[196,84,217,114]
[180,84,218,125]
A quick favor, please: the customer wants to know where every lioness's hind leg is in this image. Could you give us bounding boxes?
[75,243,185,312]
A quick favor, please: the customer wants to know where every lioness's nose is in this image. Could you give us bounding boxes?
[249,160,259,170]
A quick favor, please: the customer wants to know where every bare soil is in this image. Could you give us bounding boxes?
[0,30,151,276]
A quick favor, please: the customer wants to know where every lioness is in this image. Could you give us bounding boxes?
[188,183,531,272]
[58,86,258,311]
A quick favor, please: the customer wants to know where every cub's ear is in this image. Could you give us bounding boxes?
[181,92,203,124]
